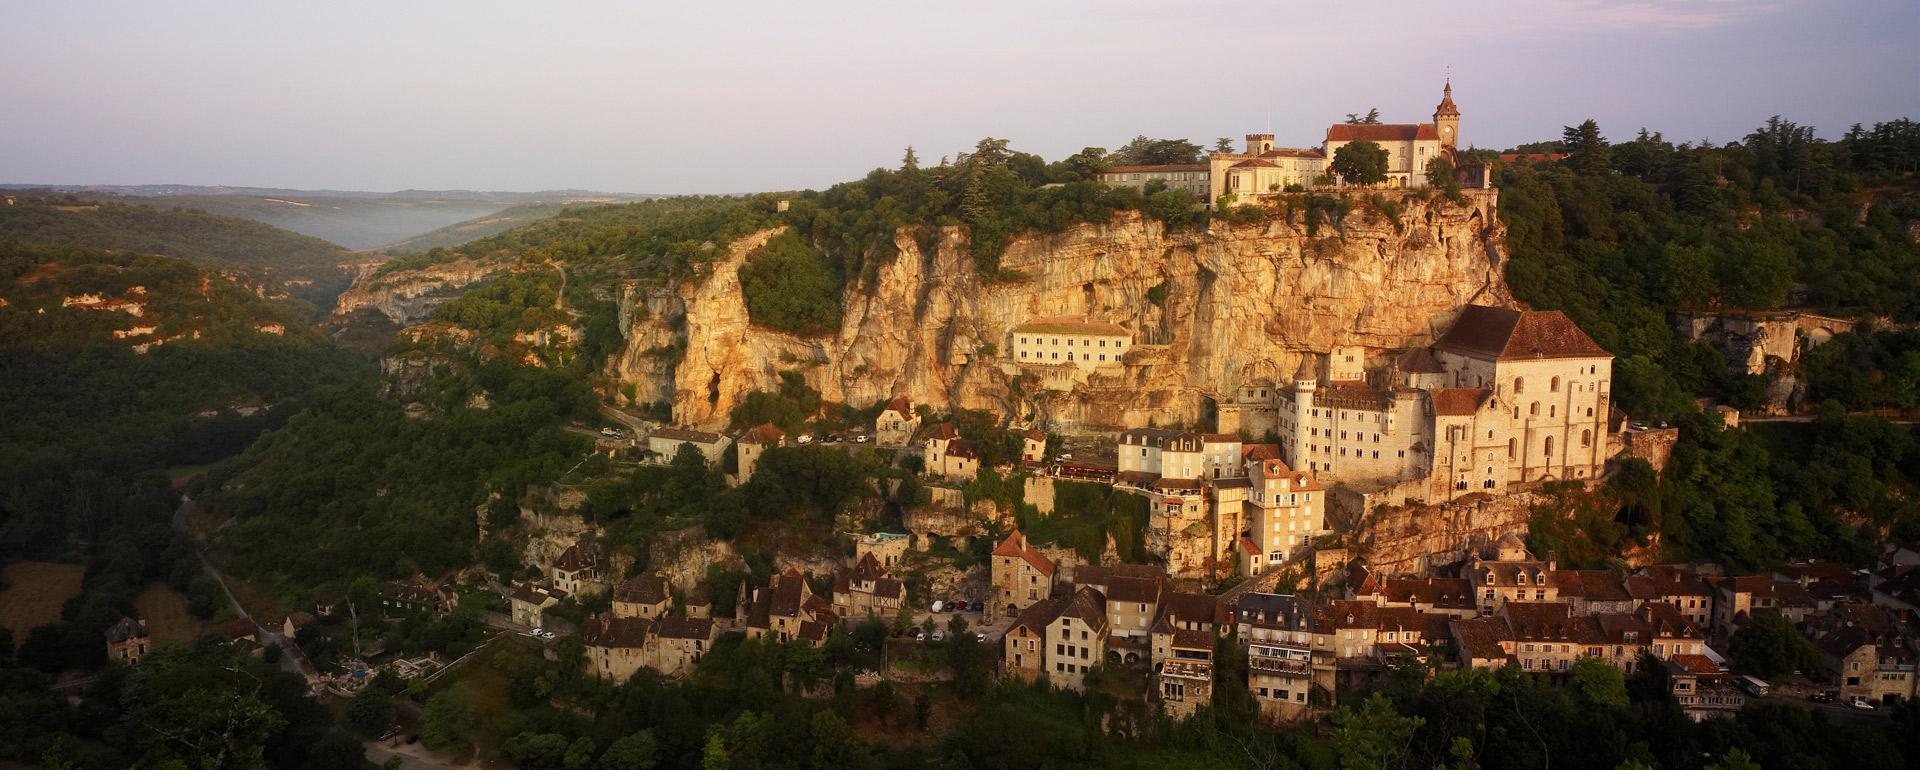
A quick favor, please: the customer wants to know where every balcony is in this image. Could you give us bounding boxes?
[1248,656,1312,676]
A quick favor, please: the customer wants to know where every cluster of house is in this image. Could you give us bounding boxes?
[1098,82,1481,205]
[995,305,1626,582]
[565,539,911,685]
[991,529,1920,721]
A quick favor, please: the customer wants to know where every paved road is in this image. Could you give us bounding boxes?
[172,497,318,684]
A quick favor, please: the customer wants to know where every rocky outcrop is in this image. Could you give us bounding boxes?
[1352,491,1545,576]
[609,189,1511,430]
[333,257,512,324]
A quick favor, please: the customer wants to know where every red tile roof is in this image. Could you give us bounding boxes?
[741,422,785,445]
[993,531,1056,577]
[1327,123,1440,143]
[1430,388,1489,416]
[1434,305,1610,361]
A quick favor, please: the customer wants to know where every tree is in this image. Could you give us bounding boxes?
[900,146,919,172]
[599,732,658,770]
[345,687,394,736]
[1570,657,1629,710]
[1332,141,1390,186]
[701,731,730,770]
[419,689,475,752]
[1213,137,1235,153]
[1108,136,1203,166]
[1345,108,1381,124]
[1729,610,1816,678]
[1425,156,1459,195]
[1331,693,1422,770]
[564,736,597,769]
[1706,748,1762,770]
[1563,119,1611,175]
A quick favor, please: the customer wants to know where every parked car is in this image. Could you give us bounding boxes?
[1849,697,1877,711]
[931,629,946,642]
[529,627,545,637]
[910,628,925,641]
[854,435,871,443]
[1810,691,1836,703]
[930,600,945,613]
[539,630,556,640]
[975,631,988,642]
[797,434,814,444]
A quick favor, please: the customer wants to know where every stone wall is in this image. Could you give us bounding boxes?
[1622,428,1680,475]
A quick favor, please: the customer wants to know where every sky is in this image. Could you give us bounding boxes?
[2,0,1916,195]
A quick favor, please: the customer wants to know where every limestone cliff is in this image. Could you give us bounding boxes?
[332,257,512,325]
[610,188,1510,430]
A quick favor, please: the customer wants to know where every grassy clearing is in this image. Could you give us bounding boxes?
[0,561,85,637]
[134,583,205,641]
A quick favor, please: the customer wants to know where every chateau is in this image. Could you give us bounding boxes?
[1229,305,1616,504]
[1102,82,1469,205]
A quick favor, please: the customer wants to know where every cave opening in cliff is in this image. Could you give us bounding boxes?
[707,371,720,406]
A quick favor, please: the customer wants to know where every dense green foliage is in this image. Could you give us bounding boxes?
[1330,140,1389,185]
[739,231,842,337]
[1498,117,1920,420]
[1016,480,1150,562]
[0,193,357,313]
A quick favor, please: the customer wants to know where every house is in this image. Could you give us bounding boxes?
[612,573,672,620]
[1554,570,1636,615]
[855,532,911,569]
[1074,564,1167,650]
[382,575,453,616]
[735,422,785,483]
[105,616,151,666]
[683,583,713,620]
[831,553,905,620]
[1666,654,1746,721]
[1150,592,1228,668]
[1243,457,1326,572]
[581,615,653,683]
[650,617,717,677]
[741,568,837,645]
[990,530,1056,623]
[1805,603,1918,706]
[283,611,318,640]
[1042,587,1111,692]
[1236,593,1320,720]
[1627,565,1715,627]
[215,619,265,657]
[1004,596,1068,681]
[875,396,921,448]
[1465,533,1558,614]
[1155,631,1215,719]
[1349,573,1478,618]
[648,427,729,465]
[1021,429,1047,465]
[922,423,979,481]
[1638,601,1707,660]
[551,544,606,597]
[509,583,566,628]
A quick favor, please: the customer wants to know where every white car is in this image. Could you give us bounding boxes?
[529,627,544,637]
[1849,697,1877,711]
[797,434,814,444]
[539,631,556,640]
[854,435,870,443]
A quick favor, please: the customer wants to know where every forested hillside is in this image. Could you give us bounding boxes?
[0,193,363,314]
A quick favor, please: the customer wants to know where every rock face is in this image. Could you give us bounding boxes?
[1353,491,1543,577]
[609,189,1511,430]
[333,257,513,325]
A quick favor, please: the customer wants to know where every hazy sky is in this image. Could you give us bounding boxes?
[3,0,1915,194]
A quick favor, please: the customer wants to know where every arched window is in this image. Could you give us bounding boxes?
[1507,438,1516,459]
[1550,376,1561,392]
[1586,407,1594,417]
[1543,436,1555,458]
[1514,377,1525,394]
[1549,405,1556,418]
[1529,402,1539,417]
[1581,429,1592,447]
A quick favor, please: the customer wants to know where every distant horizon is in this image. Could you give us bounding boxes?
[4,1,1916,193]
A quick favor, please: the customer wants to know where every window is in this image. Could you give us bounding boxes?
[1543,436,1554,458]
[1507,438,1516,459]
[1581,429,1592,447]
[1550,376,1560,392]
[1514,377,1525,394]
[1529,402,1539,417]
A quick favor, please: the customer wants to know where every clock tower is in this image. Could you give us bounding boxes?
[1433,80,1461,150]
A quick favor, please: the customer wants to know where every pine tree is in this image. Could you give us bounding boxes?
[1562,119,1611,175]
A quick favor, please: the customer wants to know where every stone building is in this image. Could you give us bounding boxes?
[874,396,920,448]
[831,552,905,620]
[551,544,606,596]
[105,616,151,666]
[922,423,980,481]
[1235,593,1320,721]
[1098,164,1211,200]
[1322,82,1459,188]
[1042,587,1111,692]
[612,573,671,620]
[509,583,566,628]
[740,568,837,645]
[1257,305,1614,503]
[1009,318,1132,372]
[1155,633,1215,719]
[1003,596,1067,681]
[581,615,717,682]
[1243,458,1327,573]
[734,422,784,484]
[1465,533,1558,614]
[990,530,1057,622]
[648,427,729,465]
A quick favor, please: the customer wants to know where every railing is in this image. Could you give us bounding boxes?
[1249,656,1312,675]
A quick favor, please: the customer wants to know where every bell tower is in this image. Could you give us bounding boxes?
[1434,80,1460,149]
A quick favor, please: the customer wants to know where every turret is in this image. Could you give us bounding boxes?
[1289,355,1317,471]
[1433,81,1460,149]
[1244,133,1275,155]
